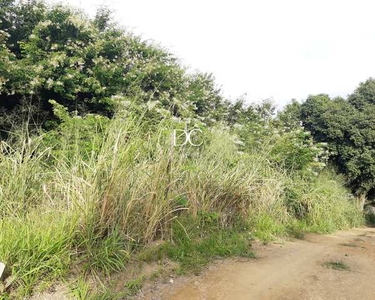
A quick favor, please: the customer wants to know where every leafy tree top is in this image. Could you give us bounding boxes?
[0,1,226,132]
[299,83,375,197]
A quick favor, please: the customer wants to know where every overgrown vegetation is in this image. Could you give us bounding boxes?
[0,113,363,298]
[0,1,367,298]
[138,216,254,275]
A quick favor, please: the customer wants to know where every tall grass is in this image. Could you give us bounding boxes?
[0,116,363,297]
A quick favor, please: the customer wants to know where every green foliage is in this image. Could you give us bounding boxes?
[232,101,328,176]
[300,87,375,197]
[250,214,286,242]
[270,128,328,174]
[77,229,130,275]
[0,211,76,297]
[277,99,302,130]
[0,1,367,297]
[0,115,363,297]
[43,99,110,161]
[124,276,145,296]
[293,172,364,233]
[248,170,363,242]
[348,77,375,109]
[93,6,112,32]
[139,216,254,275]
[69,276,91,300]
[0,1,225,134]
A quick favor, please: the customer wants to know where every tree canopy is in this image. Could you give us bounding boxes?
[0,0,229,134]
[296,79,375,200]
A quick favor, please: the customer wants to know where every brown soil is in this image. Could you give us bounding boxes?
[138,227,375,300]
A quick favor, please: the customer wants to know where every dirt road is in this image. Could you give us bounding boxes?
[141,227,375,300]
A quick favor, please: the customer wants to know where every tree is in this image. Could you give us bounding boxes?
[93,6,112,32]
[300,88,375,204]
[277,99,302,130]
[348,77,375,109]
[0,1,225,134]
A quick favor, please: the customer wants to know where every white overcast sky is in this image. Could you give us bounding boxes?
[49,0,375,108]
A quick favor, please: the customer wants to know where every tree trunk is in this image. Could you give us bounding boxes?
[358,193,367,210]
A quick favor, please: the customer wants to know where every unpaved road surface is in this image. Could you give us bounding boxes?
[140,227,375,300]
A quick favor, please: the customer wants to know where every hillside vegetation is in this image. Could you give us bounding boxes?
[0,1,370,299]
